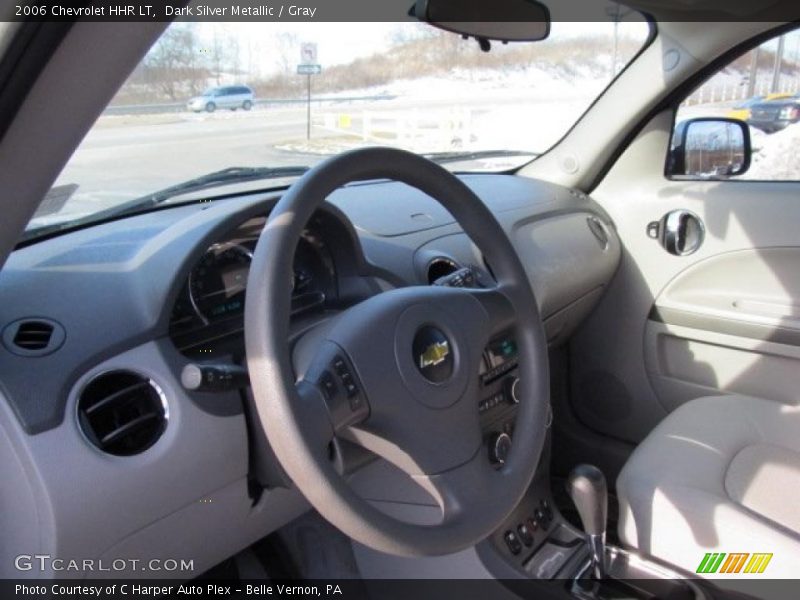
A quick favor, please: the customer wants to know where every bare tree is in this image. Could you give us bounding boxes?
[143,25,206,100]
[274,32,300,73]
[227,36,241,81]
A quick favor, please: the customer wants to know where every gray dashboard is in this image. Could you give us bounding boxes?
[0,173,620,577]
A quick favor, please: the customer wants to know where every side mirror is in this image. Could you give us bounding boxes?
[667,118,751,178]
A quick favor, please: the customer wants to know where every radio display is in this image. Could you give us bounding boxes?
[486,336,518,368]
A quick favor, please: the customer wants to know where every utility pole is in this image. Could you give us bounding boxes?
[605,5,634,77]
[771,34,786,93]
[611,9,619,75]
[606,5,621,76]
[747,48,759,98]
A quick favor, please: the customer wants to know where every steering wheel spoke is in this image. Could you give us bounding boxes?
[413,450,496,520]
[292,380,339,450]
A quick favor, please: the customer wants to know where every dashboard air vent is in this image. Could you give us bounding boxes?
[14,321,53,349]
[2,318,65,357]
[587,216,609,250]
[427,257,459,284]
[77,371,167,456]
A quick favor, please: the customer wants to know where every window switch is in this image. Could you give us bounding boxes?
[517,523,534,546]
[503,530,522,555]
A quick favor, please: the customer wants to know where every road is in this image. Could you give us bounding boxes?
[60,105,321,204]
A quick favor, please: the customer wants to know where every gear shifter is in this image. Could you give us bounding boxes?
[566,464,608,579]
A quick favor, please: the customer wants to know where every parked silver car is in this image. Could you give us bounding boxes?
[186,85,254,112]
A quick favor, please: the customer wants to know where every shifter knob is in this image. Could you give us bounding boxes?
[566,464,608,579]
[566,464,607,536]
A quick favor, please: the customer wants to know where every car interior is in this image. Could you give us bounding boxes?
[1,1,799,599]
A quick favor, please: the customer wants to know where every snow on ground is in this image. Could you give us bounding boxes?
[281,67,611,154]
[744,122,800,180]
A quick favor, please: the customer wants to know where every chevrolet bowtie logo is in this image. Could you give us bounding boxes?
[419,341,450,369]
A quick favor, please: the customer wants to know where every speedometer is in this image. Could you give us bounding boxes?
[188,243,252,323]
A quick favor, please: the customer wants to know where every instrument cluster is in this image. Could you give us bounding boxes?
[169,215,336,352]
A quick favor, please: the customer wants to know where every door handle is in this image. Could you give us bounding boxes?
[653,209,704,256]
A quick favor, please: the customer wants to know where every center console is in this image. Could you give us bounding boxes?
[479,332,524,465]
[478,459,707,600]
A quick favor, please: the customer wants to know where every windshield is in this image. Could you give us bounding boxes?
[28,15,649,239]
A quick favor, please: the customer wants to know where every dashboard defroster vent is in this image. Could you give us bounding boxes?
[77,370,167,456]
[587,216,610,250]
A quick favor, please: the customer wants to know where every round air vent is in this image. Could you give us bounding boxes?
[427,257,459,284]
[77,370,167,456]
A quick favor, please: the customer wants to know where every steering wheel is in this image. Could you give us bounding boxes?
[244,147,549,556]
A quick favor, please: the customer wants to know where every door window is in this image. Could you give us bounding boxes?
[672,27,800,181]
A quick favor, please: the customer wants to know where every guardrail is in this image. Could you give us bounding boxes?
[684,79,800,106]
[102,94,396,116]
[314,107,475,153]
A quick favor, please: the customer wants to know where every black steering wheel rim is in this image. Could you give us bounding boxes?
[245,147,549,556]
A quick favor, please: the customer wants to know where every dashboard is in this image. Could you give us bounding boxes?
[0,173,620,578]
[169,214,339,355]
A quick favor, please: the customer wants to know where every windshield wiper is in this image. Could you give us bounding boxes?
[122,165,311,210]
[21,166,309,245]
[424,149,537,164]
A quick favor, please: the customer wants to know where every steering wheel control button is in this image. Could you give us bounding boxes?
[412,326,453,383]
[332,356,348,376]
[340,374,358,397]
[328,356,360,399]
[503,530,523,555]
[319,371,338,400]
[489,432,512,465]
[348,393,364,412]
[306,349,369,429]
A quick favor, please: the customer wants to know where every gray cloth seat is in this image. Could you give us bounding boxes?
[617,395,800,578]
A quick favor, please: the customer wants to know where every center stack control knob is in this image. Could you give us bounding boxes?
[505,376,521,404]
[489,432,512,465]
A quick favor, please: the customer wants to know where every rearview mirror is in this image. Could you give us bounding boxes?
[668,118,751,178]
[413,0,550,43]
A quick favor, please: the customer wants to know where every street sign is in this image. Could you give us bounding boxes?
[298,44,320,141]
[297,64,322,75]
[300,42,317,64]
